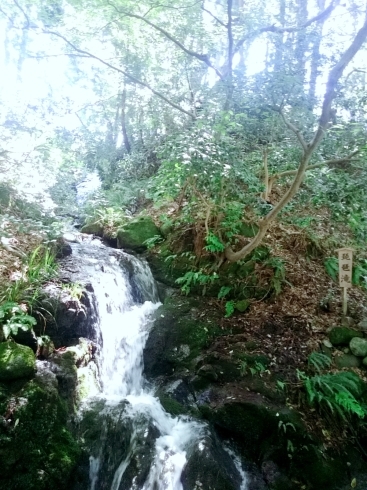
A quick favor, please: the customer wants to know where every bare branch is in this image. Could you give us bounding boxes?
[201,3,227,28]
[262,0,339,34]
[233,0,339,57]
[269,149,359,180]
[13,0,30,27]
[107,2,224,80]
[344,68,367,85]
[42,29,195,119]
[310,11,367,151]
[0,7,14,24]
[279,111,308,151]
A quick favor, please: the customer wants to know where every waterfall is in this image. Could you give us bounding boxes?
[69,236,247,490]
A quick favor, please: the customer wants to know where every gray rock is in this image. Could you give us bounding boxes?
[197,364,218,381]
[181,432,243,490]
[358,319,367,331]
[349,337,367,357]
[334,354,361,369]
[341,316,355,328]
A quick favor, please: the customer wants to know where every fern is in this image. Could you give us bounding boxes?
[324,257,338,281]
[176,270,219,295]
[304,372,366,419]
[265,257,286,295]
[308,352,331,373]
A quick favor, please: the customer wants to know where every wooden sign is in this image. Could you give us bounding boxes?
[336,247,354,315]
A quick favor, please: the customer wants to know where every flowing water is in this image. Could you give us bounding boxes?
[69,236,247,490]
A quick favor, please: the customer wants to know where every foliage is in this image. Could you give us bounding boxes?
[0,301,37,339]
[298,370,367,420]
[85,206,129,229]
[324,257,339,281]
[204,232,225,253]
[239,359,268,377]
[264,257,287,296]
[0,246,57,306]
[308,352,332,373]
[225,300,235,318]
[175,270,219,295]
[61,282,84,301]
[143,235,164,250]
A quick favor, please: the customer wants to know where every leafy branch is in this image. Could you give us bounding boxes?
[224,11,367,262]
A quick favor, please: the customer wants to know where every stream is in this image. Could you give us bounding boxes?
[67,235,248,490]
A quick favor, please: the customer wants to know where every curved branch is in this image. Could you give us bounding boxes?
[233,0,340,57]
[310,11,367,152]
[42,30,195,119]
[107,1,224,80]
[266,149,359,188]
[279,111,308,151]
[225,13,367,262]
[201,3,227,28]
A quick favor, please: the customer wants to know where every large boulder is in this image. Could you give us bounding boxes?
[0,342,36,382]
[117,216,161,252]
[38,283,100,348]
[181,432,243,490]
[80,222,104,236]
[0,375,79,490]
[143,296,222,378]
[69,398,159,490]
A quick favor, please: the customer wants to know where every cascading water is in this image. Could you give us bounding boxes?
[68,235,247,490]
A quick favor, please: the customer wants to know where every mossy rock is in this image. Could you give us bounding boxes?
[80,222,104,236]
[334,353,361,369]
[143,297,222,377]
[349,337,367,357]
[328,327,363,346]
[117,216,161,252]
[0,342,36,382]
[199,391,301,460]
[158,393,189,416]
[0,378,80,490]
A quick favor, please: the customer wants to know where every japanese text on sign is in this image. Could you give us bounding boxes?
[337,248,354,288]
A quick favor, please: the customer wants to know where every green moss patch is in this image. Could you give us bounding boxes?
[117,216,161,251]
[0,342,36,382]
[0,378,79,490]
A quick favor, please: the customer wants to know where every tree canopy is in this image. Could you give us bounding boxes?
[0,0,367,261]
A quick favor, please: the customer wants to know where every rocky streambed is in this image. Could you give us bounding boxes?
[1,228,367,490]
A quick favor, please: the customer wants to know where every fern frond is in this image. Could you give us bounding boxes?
[308,352,331,373]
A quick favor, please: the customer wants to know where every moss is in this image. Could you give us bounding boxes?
[0,342,36,382]
[158,394,188,416]
[117,216,161,251]
[80,222,104,236]
[329,327,363,346]
[0,378,80,490]
[144,297,224,377]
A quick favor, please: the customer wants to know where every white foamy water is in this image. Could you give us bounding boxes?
[70,236,247,490]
